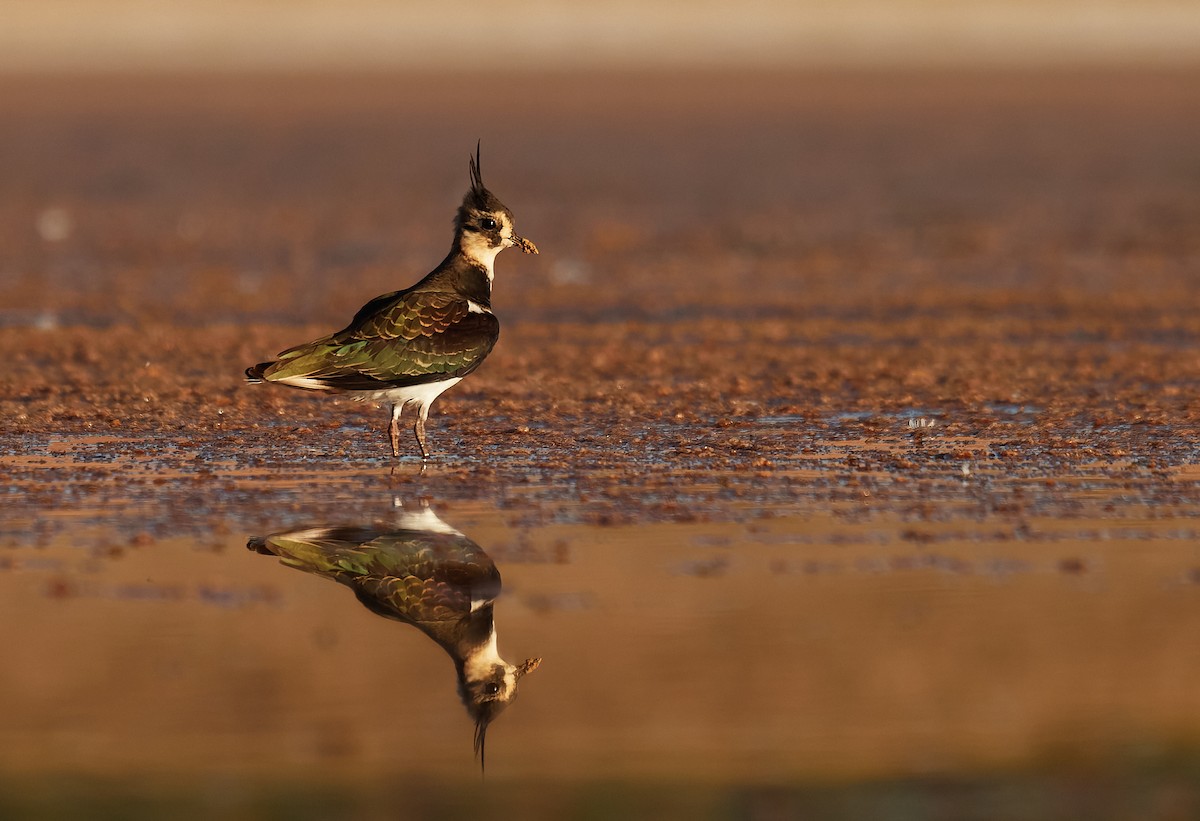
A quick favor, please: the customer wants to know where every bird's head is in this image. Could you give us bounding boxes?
[455,143,538,276]
[459,655,541,773]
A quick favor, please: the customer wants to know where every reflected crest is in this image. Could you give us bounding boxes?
[247,501,540,772]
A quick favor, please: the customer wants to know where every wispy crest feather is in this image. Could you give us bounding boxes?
[469,140,484,196]
[460,141,507,217]
[474,717,488,775]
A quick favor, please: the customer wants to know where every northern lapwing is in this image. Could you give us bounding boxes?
[247,501,541,773]
[245,145,538,459]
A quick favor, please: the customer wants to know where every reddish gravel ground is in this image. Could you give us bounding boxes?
[3,70,1200,534]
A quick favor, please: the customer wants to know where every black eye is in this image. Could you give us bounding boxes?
[484,683,500,695]
[479,217,497,230]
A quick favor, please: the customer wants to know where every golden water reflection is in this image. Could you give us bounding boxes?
[247,502,540,772]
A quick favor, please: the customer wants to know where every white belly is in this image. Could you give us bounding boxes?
[353,377,462,410]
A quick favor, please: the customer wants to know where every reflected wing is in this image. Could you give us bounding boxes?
[248,525,500,623]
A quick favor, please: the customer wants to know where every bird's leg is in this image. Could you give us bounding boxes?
[389,403,403,458]
[414,404,431,461]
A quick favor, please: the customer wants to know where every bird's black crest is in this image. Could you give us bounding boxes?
[474,717,488,775]
[460,141,507,215]
[469,140,484,197]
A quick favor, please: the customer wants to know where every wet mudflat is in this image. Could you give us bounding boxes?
[2,70,1200,818]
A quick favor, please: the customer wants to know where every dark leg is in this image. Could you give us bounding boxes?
[414,416,430,461]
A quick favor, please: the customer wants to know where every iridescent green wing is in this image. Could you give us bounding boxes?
[263,291,498,388]
[255,527,500,622]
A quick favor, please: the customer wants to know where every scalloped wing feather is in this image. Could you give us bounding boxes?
[260,292,498,388]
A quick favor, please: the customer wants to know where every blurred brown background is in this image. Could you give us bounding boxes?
[4,0,1200,71]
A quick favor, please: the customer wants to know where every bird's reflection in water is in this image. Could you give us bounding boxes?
[247,501,540,772]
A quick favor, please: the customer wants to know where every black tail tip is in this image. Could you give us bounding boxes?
[245,363,269,382]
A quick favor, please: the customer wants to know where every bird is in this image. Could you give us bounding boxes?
[247,501,541,773]
[245,144,538,459]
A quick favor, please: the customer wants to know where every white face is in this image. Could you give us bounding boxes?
[499,218,515,246]
[463,634,521,704]
[460,211,516,280]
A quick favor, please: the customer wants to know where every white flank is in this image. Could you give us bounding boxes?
[352,377,462,408]
[467,300,491,314]
[279,527,337,542]
[394,505,463,536]
[276,375,338,390]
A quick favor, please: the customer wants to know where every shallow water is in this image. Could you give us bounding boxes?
[6,386,1200,821]
[5,420,1200,818]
